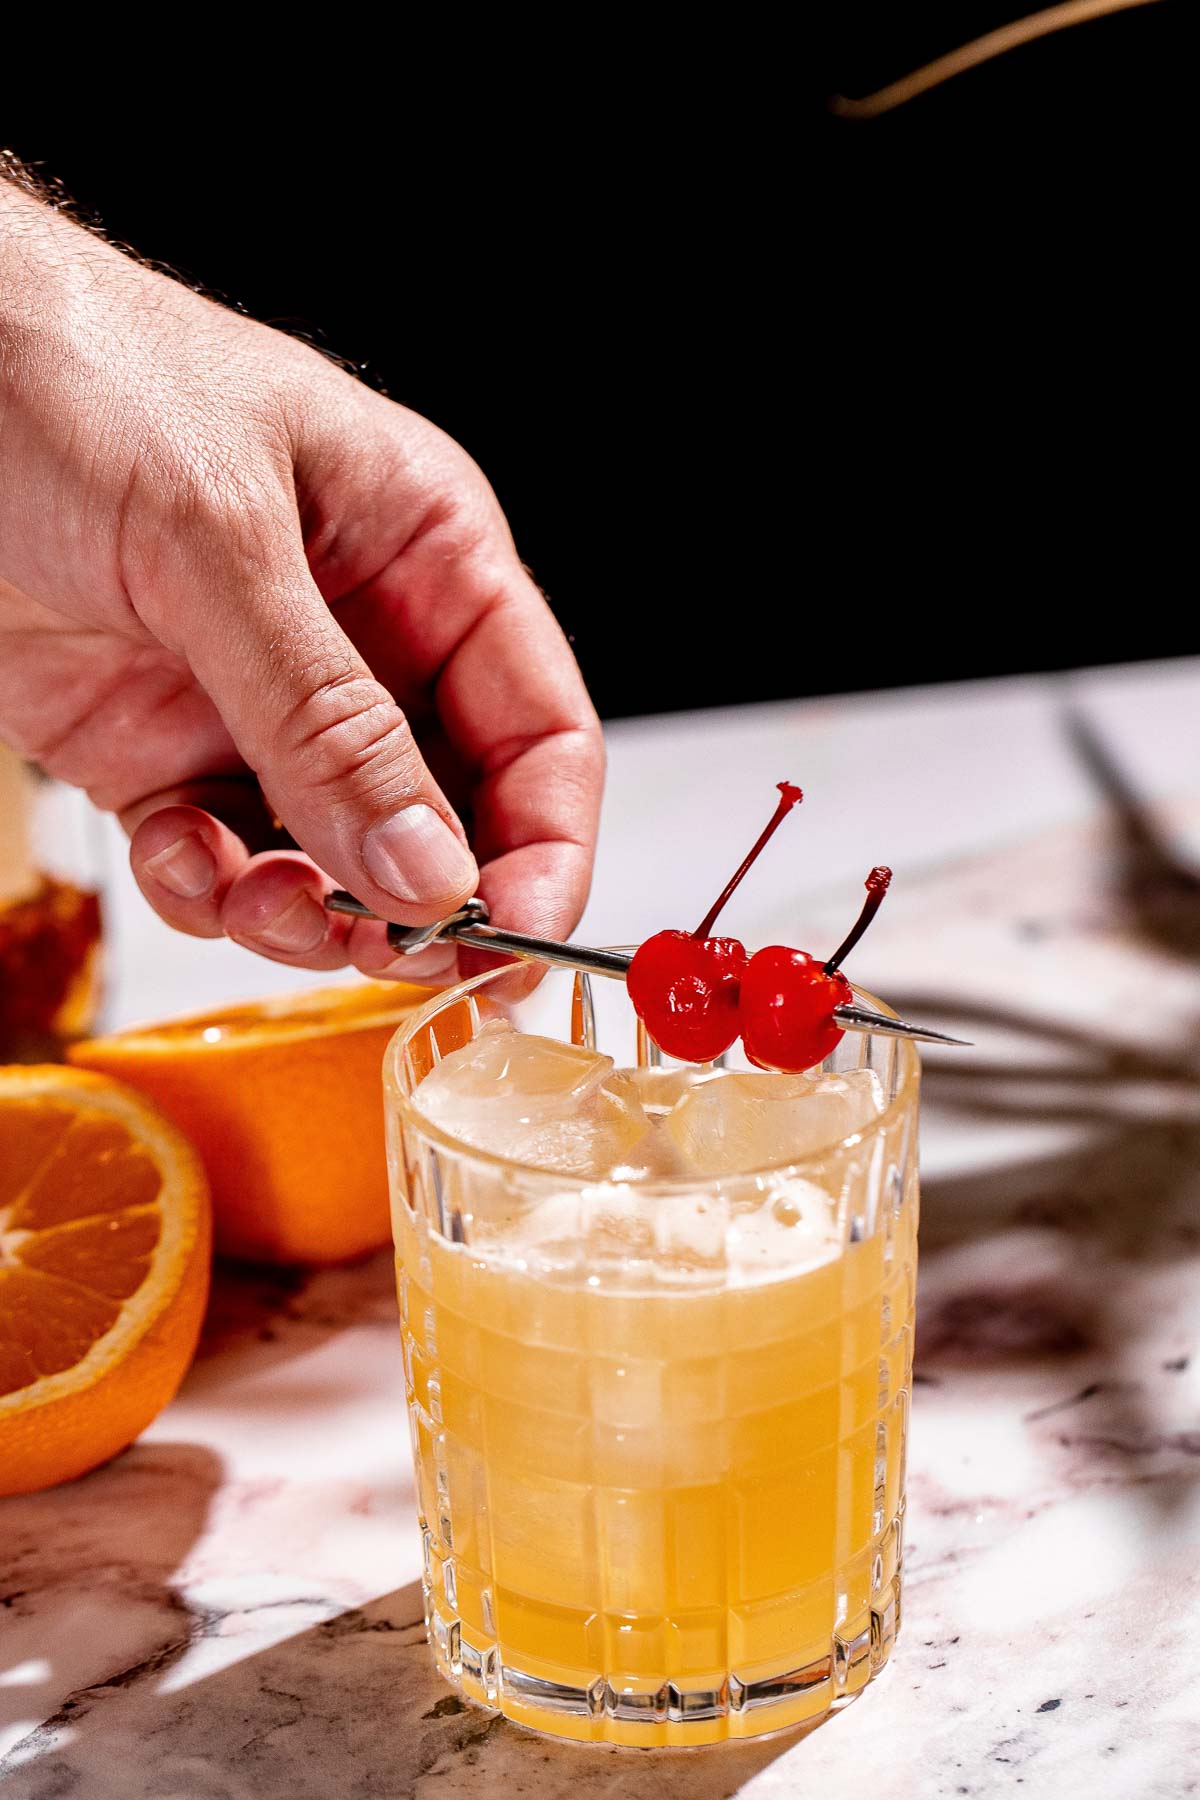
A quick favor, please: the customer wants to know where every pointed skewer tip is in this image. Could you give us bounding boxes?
[832,1004,972,1047]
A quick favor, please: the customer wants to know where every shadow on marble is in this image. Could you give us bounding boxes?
[200,1259,315,1355]
[0,1441,222,1747]
[889,988,1200,1521]
[194,1249,400,1383]
[887,708,1200,1508]
[0,1582,821,1800]
[1067,709,1200,962]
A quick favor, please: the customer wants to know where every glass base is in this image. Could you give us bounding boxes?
[423,1572,901,1747]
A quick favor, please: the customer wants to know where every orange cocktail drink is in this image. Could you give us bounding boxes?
[385,965,918,1746]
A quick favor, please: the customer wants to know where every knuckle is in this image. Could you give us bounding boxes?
[179,453,290,562]
[281,668,426,801]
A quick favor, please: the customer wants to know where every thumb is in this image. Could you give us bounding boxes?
[170,531,478,923]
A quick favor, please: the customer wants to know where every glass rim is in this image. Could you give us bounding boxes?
[384,961,920,1194]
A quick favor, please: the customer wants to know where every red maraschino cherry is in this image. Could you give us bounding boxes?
[627,781,803,1062]
[739,866,892,1073]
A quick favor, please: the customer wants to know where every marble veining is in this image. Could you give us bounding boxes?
[3,662,1199,1798]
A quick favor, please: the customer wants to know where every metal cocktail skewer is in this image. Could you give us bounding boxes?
[324,892,971,1048]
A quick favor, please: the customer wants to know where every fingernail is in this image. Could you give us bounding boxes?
[362,806,477,905]
[253,892,328,954]
[379,947,459,986]
[144,834,216,900]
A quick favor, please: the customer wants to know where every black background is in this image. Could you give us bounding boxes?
[5,4,1191,717]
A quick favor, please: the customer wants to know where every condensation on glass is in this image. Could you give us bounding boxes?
[384,965,919,1747]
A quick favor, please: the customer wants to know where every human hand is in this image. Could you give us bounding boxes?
[0,176,603,983]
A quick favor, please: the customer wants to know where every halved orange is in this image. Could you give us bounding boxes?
[0,1065,211,1496]
[70,980,436,1265]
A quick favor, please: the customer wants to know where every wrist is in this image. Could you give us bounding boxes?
[0,168,141,366]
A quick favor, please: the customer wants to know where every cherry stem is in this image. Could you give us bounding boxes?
[693,781,803,939]
[823,866,892,975]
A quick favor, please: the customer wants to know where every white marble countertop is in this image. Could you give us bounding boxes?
[3,659,1200,1798]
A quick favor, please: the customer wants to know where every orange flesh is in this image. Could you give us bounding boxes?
[0,1099,165,1399]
